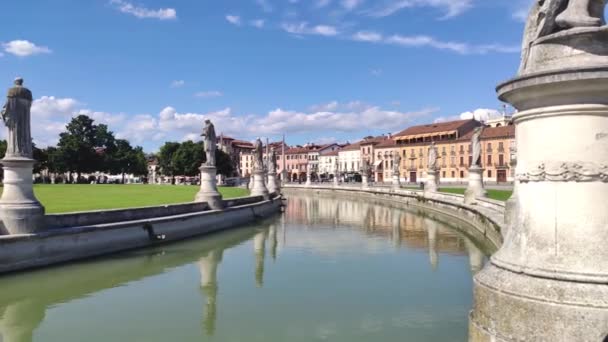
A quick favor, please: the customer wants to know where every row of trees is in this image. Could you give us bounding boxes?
[157,141,233,182]
[8,114,234,184]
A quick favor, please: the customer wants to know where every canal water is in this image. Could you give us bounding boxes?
[0,193,492,342]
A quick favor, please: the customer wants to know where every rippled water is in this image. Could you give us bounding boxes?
[0,193,492,342]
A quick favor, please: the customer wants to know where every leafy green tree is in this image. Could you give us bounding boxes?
[158,142,181,184]
[215,149,234,177]
[56,115,105,182]
[172,141,204,177]
[130,146,148,176]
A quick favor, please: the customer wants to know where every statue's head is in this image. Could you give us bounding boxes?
[204,119,211,125]
[14,77,23,86]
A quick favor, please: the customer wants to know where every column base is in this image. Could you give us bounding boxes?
[267,172,280,194]
[470,264,608,342]
[392,174,401,189]
[425,169,439,194]
[251,170,269,198]
[465,167,487,204]
[361,175,369,188]
[0,157,45,235]
[195,166,223,210]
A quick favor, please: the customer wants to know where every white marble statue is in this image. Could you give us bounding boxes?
[393,153,401,175]
[520,0,607,74]
[361,159,370,176]
[427,142,438,171]
[201,119,216,167]
[1,78,33,158]
[269,147,277,173]
[254,138,264,171]
[471,126,484,168]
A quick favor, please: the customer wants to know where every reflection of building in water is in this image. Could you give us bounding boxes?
[254,230,267,288]
[198,249,224,336]
[269,224,278,261]
[0,299,46,342]
[285,194,479,261]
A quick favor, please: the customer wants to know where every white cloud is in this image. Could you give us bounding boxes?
[352,31,383,42]
[251,19,266,28]
[170,80,185,88]
[459,108,502,122]
[194,91,223,98]
[370,68,382,76]
[367,0,473,18]
[310,101,340,112]
[385,34,519,54]
[31,96,79,118]
[2,40,51,57]
[342,0,364,11]
[282,22,339,36]
[226,15,241,25]
[109,0,177,20]
[315,0,333,8]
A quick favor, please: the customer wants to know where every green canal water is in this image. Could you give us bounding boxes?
[0,193,492,342]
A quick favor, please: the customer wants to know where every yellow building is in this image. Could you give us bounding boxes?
[394,119,515,184]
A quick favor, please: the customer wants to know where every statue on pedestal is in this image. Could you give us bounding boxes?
[253,138,264,171]
[471,127,484,167]
[201,120,216,167]
[427,142,438,171]
[269,147,277,173]
[361,159,370,176]
[393,153,401,175]
[1,78,33,159]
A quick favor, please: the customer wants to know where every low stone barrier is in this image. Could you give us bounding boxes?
[0,195,282,274]
[283,184,505,250]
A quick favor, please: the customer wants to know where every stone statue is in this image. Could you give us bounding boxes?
[334,157,339,172]
[1,78,33,158]
[520,0,607,74]
[393,153,401,175]
[427,142,438,171]
[254,138,264,171]
[201,119,216,167]
[361,159,370,176]
[471,126,484,167]
[269,147,277,173]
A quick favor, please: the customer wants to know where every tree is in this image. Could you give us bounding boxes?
[215,149,234,177]
[172,141,204,177]
[158,142,181,184]
[55,115,107,182]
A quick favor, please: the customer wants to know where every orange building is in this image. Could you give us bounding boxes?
[394,119,515,184]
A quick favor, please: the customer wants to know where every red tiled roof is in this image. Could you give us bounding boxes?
[458,125,515,141]
[321,150,339,156]
[376,139,397,148]
[340,143,360,151]
[395,119,476,137]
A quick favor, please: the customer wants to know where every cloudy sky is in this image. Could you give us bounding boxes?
[0,0,534,151]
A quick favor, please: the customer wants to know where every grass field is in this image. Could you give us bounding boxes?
[439,187,513,201]
[27,184,249,214]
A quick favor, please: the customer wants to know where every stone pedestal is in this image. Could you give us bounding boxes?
[267,172,280,195]
[0,157,45,235]
[195,166,223,210]
[469,68,608,341]
[250,169,269,198]
[391,173,400,190]
[333,174,339,187]
[361,174,369,188]
[425,169,439,194]
[305,170,311,186]
[464,166,486,205]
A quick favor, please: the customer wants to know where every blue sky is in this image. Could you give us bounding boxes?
[0,0,533,152]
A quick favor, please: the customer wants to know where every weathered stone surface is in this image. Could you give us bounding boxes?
[464,166,487,205]
[195,166,223,210]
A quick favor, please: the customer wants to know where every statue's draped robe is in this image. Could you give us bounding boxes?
[428,146,438,170]
[1,86,33,158]
[472,132,482,167]
[393,155,401,174]
[254,141,263,171]
[203,123,216,166]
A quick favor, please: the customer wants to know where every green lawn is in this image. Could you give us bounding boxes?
[439,187,513,202]
[27,184,249,214]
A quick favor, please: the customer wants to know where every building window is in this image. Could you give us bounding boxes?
[487,143,492,150]
[451,171,455,178]
[442,171,446,178]
[460,170,464,178]
[460,156,464,166]
[468,156,472,166]
[488,170,493,178]
[487,155,492,166]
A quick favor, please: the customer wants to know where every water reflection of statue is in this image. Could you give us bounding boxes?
[254,138,264,171]
[254,230,267,287]
[427,142,438,171]
[471,127,484,167]
[201,120,216,167]
[1,78,33,158]
[199,249,223,336]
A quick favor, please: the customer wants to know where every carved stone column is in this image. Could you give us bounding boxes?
[425,169,439,194]
[470,29,608,342]
[195,166,223,210]
[464,166,487,205]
